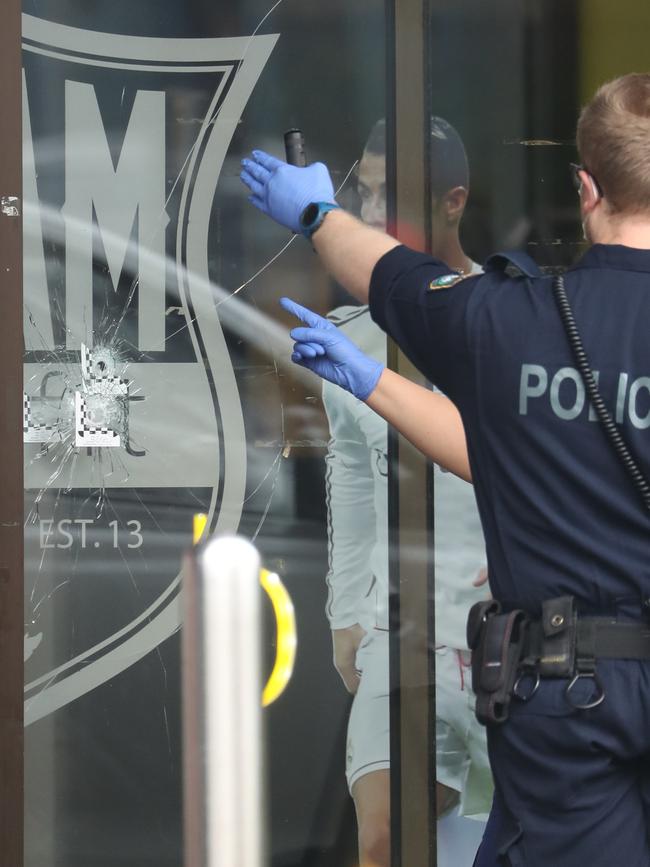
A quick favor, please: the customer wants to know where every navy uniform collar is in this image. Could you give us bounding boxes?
[571,243,650,274]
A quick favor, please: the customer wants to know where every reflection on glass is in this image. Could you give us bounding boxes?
[323,118,493,867]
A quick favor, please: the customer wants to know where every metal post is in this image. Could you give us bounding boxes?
[386,0,436,863]
[183,536,265,867]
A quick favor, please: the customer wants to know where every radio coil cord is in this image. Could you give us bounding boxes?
[552,275,650,512]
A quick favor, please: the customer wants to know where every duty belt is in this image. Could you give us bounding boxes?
[466,596,650,726]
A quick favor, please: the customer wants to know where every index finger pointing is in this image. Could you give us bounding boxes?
[279,297,327,329]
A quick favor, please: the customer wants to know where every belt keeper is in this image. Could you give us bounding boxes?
[566,619,605,709]
[576,618,597,674]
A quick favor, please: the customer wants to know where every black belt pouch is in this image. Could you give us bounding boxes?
[467,601,528,725]
[538,595,576,677]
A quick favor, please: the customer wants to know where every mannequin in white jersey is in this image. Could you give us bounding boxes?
[323,118,493,866]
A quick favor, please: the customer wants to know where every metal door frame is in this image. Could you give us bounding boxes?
[386,1,437,864]
[0,0,25,864]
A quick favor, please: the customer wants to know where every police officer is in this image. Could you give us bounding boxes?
[241,72,650,866]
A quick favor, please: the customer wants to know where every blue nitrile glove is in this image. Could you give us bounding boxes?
[240,150,336,234]
[280,297,384,400]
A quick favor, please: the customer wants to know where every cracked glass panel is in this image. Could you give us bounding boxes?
[22,2,384,866]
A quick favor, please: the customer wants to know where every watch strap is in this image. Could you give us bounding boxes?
[299,201,341,238]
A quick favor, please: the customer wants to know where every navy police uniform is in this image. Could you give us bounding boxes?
[368,243,650,866]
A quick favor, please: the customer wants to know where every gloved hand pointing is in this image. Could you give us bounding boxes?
[241,150,336,234]
[280,298,384,400]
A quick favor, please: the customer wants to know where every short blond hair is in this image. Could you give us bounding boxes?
[576,73,650,215]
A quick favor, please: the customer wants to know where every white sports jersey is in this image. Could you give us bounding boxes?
[323,306,389,631]
[323,269,488,646]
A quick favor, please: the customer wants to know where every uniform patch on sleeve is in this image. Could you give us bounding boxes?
[428,273,463,290]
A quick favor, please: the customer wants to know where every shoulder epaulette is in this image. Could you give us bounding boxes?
[484,251,542,278]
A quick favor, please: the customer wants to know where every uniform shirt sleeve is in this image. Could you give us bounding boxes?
[322,380,377,630]
[369,245,478,400]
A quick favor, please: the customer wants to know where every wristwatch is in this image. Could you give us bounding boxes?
[299,201,341,239]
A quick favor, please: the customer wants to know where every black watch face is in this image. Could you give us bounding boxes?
[301,202,319,227]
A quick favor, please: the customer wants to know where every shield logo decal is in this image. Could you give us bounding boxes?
[22,14,278,724]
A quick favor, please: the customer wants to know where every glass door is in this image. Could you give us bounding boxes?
[20,2,387,865]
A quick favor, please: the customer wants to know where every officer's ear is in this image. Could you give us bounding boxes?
[440,186,468,225]
[578,169,601,213]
